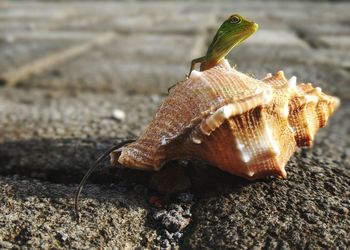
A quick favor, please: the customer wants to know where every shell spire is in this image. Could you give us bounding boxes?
[111,60,339,180]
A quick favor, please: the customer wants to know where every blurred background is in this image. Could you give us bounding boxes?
[0,1,349,249]
[1,0,349,140]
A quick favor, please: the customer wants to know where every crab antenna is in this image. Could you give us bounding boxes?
[74,139,135,222]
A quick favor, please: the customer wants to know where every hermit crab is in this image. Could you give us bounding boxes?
[74,15,339,219]
[74,59,339,218]
[112,60,339,179]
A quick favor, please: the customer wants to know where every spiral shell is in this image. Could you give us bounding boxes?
[110,60,339,180]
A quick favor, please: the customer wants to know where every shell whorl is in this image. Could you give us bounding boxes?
[112,60,339,180]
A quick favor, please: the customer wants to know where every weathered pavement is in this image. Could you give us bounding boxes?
[0,1,349,249]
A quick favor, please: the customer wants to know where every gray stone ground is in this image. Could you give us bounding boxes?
[0,1,349,249]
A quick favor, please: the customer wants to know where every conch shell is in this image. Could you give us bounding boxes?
[111,60,339,180]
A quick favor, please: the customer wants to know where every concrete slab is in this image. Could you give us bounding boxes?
[19,34,205,93]
[319,35,350,50]
[0,40,79,77]
[245,29,309,48]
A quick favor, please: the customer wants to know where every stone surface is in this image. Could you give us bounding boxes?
[0,1,349,249]
[186,101,350,249]
[245,30,309,48]
[0,87,160,182]
[0,40,79,76]
[0,176,157,249]
[18,34,203,93]
[319,35,350,49]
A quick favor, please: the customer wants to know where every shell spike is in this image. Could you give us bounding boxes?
[288,76,297,89]
[275,70,286,80]
[189,70,202,80]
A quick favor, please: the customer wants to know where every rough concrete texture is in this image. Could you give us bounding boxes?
[0,1,349,249]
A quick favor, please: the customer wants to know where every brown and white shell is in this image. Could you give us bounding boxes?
[110,60,339,180]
